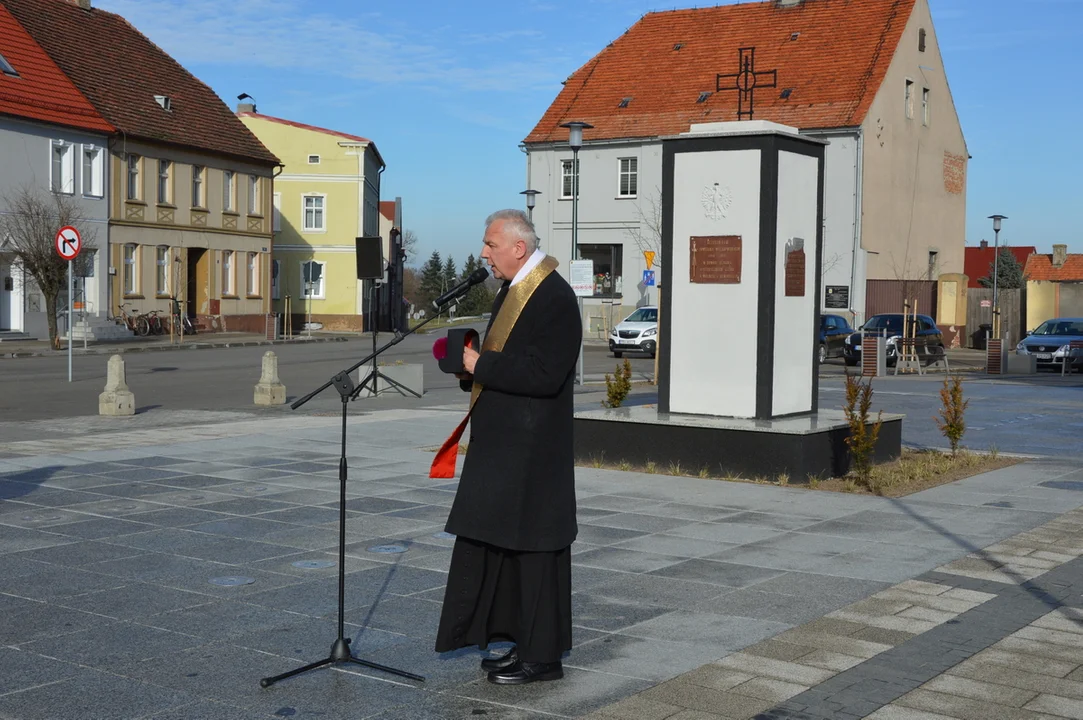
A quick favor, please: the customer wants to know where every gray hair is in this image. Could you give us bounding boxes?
[485,209,539,253]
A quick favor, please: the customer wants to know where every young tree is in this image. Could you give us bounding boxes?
[401,229,419,266]
[625,186,663,269]
[979,248,1027,289]
[0,185,97,349]
[418,251,444,309]
[442,256,457,295]
[457,254,493,316]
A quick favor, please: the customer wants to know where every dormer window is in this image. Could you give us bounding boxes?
[0,52,17,77]
[154,94,172,111]
[308,155,320,164]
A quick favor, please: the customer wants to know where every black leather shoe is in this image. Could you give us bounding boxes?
[487,660,563,685]
[480,646,518,672]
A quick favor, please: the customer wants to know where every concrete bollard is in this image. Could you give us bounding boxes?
[254,350,286,405]
[98,354,135,416]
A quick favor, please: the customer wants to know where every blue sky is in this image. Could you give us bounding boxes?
[98,0,1082,266]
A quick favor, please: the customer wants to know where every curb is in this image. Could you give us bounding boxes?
[1,335,351,359]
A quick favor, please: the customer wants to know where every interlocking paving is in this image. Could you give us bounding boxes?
[2,407,1083,718]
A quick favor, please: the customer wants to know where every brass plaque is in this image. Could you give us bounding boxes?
[689,235,741,284]
[784,238,805,297]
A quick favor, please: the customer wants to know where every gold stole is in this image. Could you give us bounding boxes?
[429,255,558,478]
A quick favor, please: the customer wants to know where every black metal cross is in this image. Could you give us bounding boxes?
[716,47,777,120]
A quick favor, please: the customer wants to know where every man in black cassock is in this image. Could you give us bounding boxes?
[433,209,581,685]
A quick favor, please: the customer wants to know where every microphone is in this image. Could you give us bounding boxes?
[432,267,489,310]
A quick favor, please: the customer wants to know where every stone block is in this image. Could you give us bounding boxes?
[253,351,285,406]
[98,354,134,416]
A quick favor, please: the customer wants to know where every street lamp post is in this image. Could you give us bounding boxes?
[561,121,593,386]
[520,189,540,223]
[988,214,1007,339]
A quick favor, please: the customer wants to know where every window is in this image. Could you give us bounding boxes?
[246,252,259,296]
[272,192,282,232]
[126,154,141,200]
[904,80,914,119]
[82,145,103,197]
[300,260,325,299]
[308,155,320,164]
[303,195,325,231]
[156,245,170,296]
[223,170,235,211]
[191,165,204,207]
[271,259,280,300]
[918,28,926,53]
[247,175,260,215]
[157,159,172,204]
[618,157,638,197]
[51,141,74,194]
[922,88,930,126]
[123,243,139,295]
[561,159,579,199]
[580,243,623,297]
[222,250,235,295]
[928,250,938,279]
[0,51,18,77]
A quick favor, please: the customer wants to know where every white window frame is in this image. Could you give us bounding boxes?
[155,245,170,296]
[302,194,326,232]
[51,141,75,195]
[617,157,638,198]
[272,192,282,232]
[191,165,204,208]
[223,170,235,212]
[81,144,103,197]
[307,154,320,164]
[157,159,172,205]
[922,87,930,126]
[126,153,141,200]
[222,249,235,296]
[271,259,280,300]
[123,243,139,295]
[560,159,579,199]
[300,260,326,300]
[904,79,914,119]
[246,252,260,296]
[247,174,260,215]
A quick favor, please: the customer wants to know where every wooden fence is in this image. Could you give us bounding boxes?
[965,287,1024,348]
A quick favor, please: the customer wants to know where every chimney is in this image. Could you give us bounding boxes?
[1053,244,1068,269]
[237,102,256,114]
[979,239,988,250]
[75,0,91,8]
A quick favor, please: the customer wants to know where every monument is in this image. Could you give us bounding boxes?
[576,121,901,480]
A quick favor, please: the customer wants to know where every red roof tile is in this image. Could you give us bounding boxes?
[1025,254,1083,282]
[0,3,112,133]
[2,0,278,165]
[963,245,1036,288]
[379,201,396,222]
[525,0,917,144]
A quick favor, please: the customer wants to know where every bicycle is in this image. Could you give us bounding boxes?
[116,302,150,336]
[170,297,196,336]
[146,310,165,336]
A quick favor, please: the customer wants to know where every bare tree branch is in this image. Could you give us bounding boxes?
[0,185,98,349]
[624,185,663,268]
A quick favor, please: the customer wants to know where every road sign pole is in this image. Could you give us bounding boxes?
[68,259,73,382]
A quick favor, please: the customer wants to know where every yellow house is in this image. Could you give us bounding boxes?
[238,106,385,331]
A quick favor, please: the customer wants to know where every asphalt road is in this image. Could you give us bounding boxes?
[0,325,657,421]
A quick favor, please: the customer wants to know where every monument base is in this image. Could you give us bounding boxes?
[574,407,903,482]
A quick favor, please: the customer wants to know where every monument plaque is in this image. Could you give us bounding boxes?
[784,238,805,297]
[690,235,741,284]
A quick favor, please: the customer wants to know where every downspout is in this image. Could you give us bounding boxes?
[850,129,864,325]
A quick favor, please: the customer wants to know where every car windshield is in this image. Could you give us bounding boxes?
[863,316,903,334]
[624,308,657,323]
[1031,320,1083,336]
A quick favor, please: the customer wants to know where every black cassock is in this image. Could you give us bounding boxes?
[435,269,582,664]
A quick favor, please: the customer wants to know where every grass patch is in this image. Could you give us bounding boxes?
[577,448,1020,497]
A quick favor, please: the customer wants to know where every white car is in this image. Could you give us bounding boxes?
[609,306,658,358]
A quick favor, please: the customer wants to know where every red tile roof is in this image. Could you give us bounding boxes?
[0,4,112,133]
[1025,253,1083,282]
[963,245,1036,288]
[379,201,396,223]
[525,0,917,144]
[2,0,278,165]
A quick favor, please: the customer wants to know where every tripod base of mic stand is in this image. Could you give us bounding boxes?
[260,636,425,687]
[356,367,421,399]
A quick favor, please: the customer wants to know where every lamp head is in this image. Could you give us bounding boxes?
[988,214,1007,233]
[560,121,594,151]
[520,189,540,210]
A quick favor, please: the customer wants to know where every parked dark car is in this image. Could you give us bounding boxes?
[843,313,944,367]
[819,314,853,364]
[1015,317,1083,372]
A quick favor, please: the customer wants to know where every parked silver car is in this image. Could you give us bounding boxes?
[1016,317,1083,372]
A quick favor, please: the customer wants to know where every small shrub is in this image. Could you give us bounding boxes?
[934,374,969,456]
[603,359,633,408]
[699,467,711,479]
[667,461,683,476]
[989,444,1000,461]
[808,476,821,489]
[645,460,658,474]
[776,473,790,487]
[618,460,632,472]
[591,454,605,468]
[843,373,883,489]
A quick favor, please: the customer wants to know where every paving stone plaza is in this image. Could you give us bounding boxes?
[2,388,1083,719]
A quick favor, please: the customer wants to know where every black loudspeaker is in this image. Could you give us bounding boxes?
[355,236,383,280]
[433,328,480,374]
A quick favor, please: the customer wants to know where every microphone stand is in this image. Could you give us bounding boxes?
[260,305,456,689]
